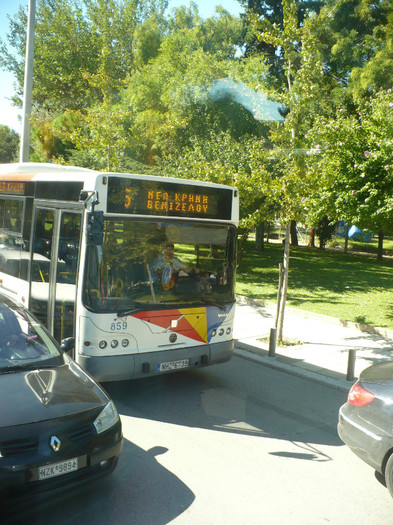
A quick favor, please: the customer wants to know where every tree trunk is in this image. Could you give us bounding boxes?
[308,227,315,247]
[377,230,384,260]
[275,263,283,330]
[255,222,265,251]
[344,228,349,253]
[290,220,298,246]
[277,223,290,343]
[266,222,271,242]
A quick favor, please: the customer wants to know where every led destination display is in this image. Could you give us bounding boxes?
[0,182,25,194]
[107,177,233,220]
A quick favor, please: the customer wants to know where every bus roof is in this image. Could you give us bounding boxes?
[0,162,97,182]
[0,163,236,191]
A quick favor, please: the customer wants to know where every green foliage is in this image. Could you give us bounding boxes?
[0,125,19,163]
[133,13,168,69]
[342,0,392,100]
[306,90,393,234]
[242,0,324,83]
[0,0,169,111]
[159,132,269,224]
[56,103,131,171]
[243,0,335,227]
[315,215,336,248]
[122,8,245,161]
[2,0,393,234]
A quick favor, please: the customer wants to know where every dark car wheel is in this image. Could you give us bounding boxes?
[384,453,393,498]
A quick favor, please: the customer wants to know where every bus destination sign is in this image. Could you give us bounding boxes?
[0,181,25,195]
[107,178,233,220]
[144,190,209,214]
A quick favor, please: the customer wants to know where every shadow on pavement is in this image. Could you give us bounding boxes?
[3,438,195,525]
[104,357,346,449]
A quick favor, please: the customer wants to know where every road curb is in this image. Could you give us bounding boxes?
[234,341,352,393]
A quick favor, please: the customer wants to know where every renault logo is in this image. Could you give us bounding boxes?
[49,436,61,452]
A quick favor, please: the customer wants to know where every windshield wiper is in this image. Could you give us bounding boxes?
[117,299,230,316]
[0,360,59,374]
[116,307,145,318]
[158,299,228,311]
[0,363,42,374]
[204,299,228,311]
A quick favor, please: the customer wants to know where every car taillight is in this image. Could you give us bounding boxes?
[348,383,375,407]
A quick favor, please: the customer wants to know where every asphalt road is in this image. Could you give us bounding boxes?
[9,355,393,524]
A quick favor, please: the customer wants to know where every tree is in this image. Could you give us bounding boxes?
[306,90,393,260]
[0,125,19,163]
[122,6,245,163]
[0,1,247,167]
[0,0,169,112]
[327,0,390,100]
[242,0,324,84]
[160,131,270,217]
[246,0,335,341]
[0,0,172,165]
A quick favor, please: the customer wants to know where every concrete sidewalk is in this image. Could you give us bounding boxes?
[233,296,393,392]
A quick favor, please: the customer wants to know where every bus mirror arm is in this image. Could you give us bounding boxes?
[87,211,104,245]
[80,190,99,211]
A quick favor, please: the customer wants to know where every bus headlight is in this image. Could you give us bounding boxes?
[99,340,107,349]
[111,340,118,348]
[94,401,119,434]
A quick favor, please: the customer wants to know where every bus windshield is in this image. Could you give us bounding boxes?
[83,219,236,313]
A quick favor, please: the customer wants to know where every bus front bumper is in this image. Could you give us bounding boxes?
[78,340,234,382]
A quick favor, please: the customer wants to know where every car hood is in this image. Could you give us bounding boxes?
[0,360,108,427]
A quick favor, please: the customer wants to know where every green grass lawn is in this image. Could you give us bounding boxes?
[236,240,393,329]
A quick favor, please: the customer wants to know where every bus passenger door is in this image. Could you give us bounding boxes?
[30,207,82,347]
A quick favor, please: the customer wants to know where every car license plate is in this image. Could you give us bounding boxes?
[38,457,78,480]
[158,358,189,372]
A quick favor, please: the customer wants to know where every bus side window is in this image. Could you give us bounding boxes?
[34,212,53,259]
[0,250,22,278]
[0,200,4,229]
[83,246,101,309]
[4,200,22,233]
[20,259,28,280]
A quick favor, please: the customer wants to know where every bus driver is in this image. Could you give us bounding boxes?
[151,242,193,290]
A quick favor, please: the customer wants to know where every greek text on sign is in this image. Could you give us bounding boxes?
[145,191,209,214]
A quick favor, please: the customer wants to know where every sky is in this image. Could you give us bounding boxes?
[0,0,244,134]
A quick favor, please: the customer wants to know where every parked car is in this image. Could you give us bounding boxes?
[0,292,123,507]
[338,361,393,497]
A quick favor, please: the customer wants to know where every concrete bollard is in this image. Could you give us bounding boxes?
[347,349,356,381]
[269,328,276,357]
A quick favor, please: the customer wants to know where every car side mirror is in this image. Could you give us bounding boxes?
[60,337,75,354]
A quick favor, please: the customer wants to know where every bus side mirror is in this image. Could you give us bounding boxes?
[87,211,104,245]
[60,337,75,354]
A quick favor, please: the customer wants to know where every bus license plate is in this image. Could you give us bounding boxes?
[158,359,190,372]
[38,457,79,480]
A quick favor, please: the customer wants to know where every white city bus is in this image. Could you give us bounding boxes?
[0,163,238,381]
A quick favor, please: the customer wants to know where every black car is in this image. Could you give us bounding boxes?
[0,292,122,507]
[338,361,393,497]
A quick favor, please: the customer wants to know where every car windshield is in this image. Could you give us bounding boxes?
[0,301,62,372]
[82,219,237,313]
